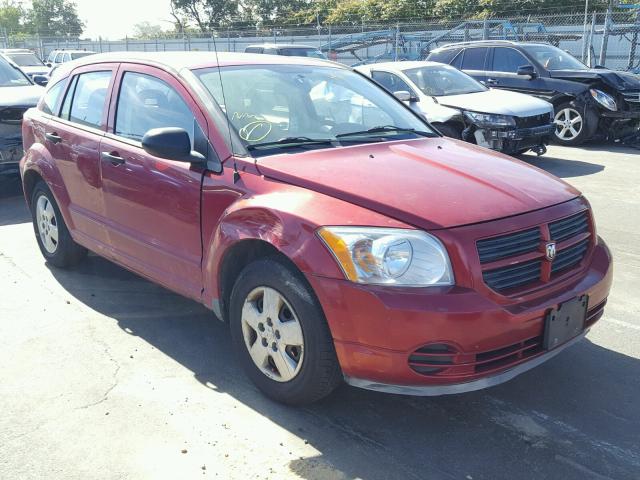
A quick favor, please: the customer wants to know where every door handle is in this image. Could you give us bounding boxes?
[486,78,499,86]
[45,132,62,144]
[100,151,125,166]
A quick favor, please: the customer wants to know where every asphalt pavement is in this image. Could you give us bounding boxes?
[0,144,638,480]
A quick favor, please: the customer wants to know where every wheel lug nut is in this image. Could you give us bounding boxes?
[271,342,277,351]
[258,322,264,332]
[261,338,268,347]
[275,330,280,339]
[266,317,272,326]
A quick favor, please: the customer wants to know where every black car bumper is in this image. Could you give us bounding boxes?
[466,123,554,155]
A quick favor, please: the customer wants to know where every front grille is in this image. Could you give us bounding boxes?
[516,113,551,129]
[621,91,640,111]
[549,211,589,242]
[476,209,592,293]
[0,106,28,124]
[483,260,542,291]
[551,238,590,275]
[477,227,541,263]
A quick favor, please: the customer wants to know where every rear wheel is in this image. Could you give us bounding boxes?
[229,257,341,405]
[30,181,87,268]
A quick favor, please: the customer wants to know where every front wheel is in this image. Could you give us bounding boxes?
[229,257,341,405]
[553,102,597,146]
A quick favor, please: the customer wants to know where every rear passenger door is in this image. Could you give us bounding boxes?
[44,64,118,248]
[100,64,208,300]
[458,47,490,85]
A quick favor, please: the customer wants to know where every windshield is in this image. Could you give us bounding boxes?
[194,64,434,155]
[278,48,327,59]
[7,53,44,67]
[522,44,587,71]
[71,52,94,60]
[404,64,486,96]
[0,57,31,86]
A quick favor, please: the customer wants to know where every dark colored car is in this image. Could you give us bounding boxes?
[20,52,612,405]
[0,55,43,176]
[427,41,640,145]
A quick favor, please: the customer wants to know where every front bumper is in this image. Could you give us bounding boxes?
[307,238,612,395]
[466,123,554,154]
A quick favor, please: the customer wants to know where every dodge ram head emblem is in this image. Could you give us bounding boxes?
[545,242,557,261]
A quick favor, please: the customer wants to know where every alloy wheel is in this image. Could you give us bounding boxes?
[36,195,59,254]
[241,286,304,382]
[554,107,583,141]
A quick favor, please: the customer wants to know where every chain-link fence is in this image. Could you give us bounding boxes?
[2,11,639,72]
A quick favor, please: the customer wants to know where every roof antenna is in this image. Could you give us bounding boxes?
[211,31,240,183]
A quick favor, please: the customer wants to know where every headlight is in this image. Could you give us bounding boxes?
[464,111,516,128]
[318,227,454,286]
[589,89,617,111]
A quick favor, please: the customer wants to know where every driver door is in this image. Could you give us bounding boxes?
[100,64,209,300]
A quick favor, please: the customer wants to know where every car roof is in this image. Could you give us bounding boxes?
[432,40,551,51]
[356,60,446,71]
[246,44,319,49]
[0,49,34,54]
[54,51,341,76]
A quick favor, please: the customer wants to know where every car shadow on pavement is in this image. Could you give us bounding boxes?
[46,255,640,480]
[519,154,605,178]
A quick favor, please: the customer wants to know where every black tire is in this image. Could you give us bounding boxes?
[552,101,598,146]
[229,257,341,405]
[30,180,87,268]
[433,122,462,139]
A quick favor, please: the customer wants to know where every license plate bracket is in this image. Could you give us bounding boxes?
[543,295,588,350]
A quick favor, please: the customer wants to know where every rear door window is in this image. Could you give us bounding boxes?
[245,47,263,54]
[491,47,530,73]
[63,53,71,62]
[62,71,112,128]
[54,52,64,63]
[461,47,488,71]
[114,71,194,142]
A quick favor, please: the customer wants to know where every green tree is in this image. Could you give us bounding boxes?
[170,0,240,31]
[0,0,25,35]
[26,0,84,36]
[132,21,168,39]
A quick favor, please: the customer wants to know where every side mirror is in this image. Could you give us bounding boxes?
[517,65,537,79]
[393,90,416,102]
[45,62,52,68]
[142,127,205,164]
[32,75,48,87]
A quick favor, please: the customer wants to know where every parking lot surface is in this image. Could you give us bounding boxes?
[1,144,639,480]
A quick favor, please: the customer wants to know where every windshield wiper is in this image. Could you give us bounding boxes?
[246,137,335,151]
[335,125,436,139]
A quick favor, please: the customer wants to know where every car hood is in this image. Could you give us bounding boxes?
[255,138,579,230]
[19,66,49,75]
[0,84,43,106]
[436,89,552,117]
[549,69,640,91]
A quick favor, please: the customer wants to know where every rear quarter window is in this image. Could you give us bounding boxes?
[41,79,66,115]
[428,48,461,65]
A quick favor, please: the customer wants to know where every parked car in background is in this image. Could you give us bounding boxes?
[244,44,327,59]
[0,49,50,80]
[356,61,554,155]
[21,52,612,405]
[427,40,640,145]
[0,55,43,176]
[45,49,96,68]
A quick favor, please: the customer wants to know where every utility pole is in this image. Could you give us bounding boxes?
[582,0,589,62]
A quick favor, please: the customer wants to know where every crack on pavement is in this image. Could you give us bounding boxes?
[76,345,121,410]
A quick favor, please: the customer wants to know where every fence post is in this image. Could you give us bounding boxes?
[581,0,589,62]
[599,8,611,67]
[273,28,277,44]
[483,19,489,40]
[125,35,129,51]
[588,12,597,67]
[627,8,640,70]
[394,23,399,61]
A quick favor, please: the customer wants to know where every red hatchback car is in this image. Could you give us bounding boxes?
[20,53,612,404]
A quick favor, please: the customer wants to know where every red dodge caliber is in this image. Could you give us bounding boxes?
[20,53,612,404]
